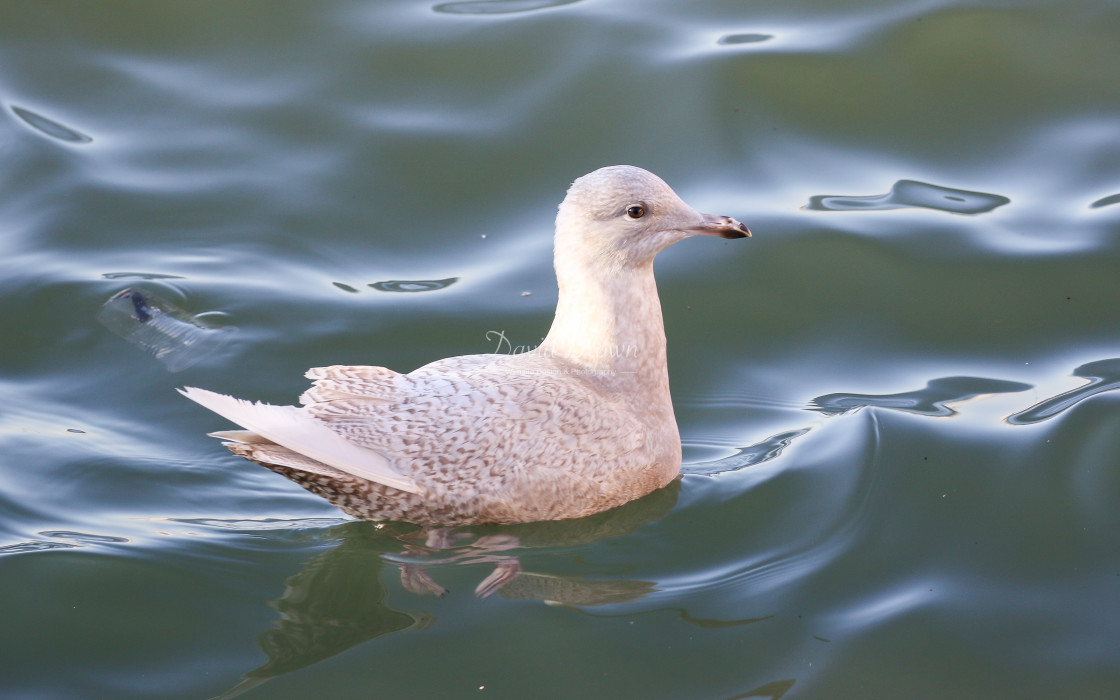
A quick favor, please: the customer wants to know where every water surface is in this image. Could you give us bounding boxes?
[2,1,1120,698]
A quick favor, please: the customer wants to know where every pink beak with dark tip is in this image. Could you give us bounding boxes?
[691,212,752,239]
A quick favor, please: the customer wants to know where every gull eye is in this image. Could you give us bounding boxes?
[626,205,645,219]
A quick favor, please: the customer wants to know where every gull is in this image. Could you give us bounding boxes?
[181,165,749,526]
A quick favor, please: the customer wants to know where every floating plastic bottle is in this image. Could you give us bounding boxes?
[97,288,234,372]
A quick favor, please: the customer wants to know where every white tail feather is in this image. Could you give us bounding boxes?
[178,387,420,494]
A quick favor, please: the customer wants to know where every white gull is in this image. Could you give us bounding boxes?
[181,165,750,525]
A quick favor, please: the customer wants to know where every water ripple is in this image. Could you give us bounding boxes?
[38,530,130,544]
[165,517,347,532]
[684,429,810,476]
[10,105,92,144]
[825,577,940,630]
[717,33,774,46]
[810,377,1032,417]
[433,0,579,15]
[0,540,77,555]
[0,530,130,556]
[369,277,459,293]
[1007,358,1120,425]
[1089,193,1120,209]
[806,180,1010,215]
[102,272,186,281]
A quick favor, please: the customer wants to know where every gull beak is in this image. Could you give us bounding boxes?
[690,212,752,239]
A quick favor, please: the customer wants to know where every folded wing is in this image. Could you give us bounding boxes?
[178,386,421,494]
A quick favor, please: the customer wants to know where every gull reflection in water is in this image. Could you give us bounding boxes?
[216,481,678,698]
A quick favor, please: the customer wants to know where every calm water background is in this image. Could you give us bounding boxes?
[2,1,1119,698]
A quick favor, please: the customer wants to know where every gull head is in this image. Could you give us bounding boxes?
[554,165,750,270]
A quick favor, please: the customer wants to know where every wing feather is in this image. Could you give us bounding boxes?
[178,386,421,494]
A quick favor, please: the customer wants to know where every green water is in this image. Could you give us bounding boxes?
[2,1,1119,698]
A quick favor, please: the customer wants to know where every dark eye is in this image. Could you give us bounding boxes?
[626,205,645,219]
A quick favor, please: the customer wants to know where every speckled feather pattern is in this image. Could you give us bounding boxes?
[187,165,749,525]
[233,352,676,525]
